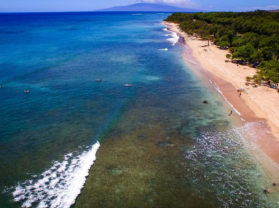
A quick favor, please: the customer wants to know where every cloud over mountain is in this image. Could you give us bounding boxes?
[139,0,194,6]
[99,2,201,12]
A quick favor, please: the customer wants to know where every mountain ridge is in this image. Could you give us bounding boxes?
[98,3,201,12]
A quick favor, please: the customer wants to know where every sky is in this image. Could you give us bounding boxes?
[0,0,279,12]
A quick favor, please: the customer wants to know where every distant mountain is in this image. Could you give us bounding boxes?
[99,3,200,12]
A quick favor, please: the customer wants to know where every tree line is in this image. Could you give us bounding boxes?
[165,11,279,84]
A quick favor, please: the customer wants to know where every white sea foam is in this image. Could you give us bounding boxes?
[162,26,179,45]
[11,141,100,208]
[212,81,242,116]
[187,60,198,65]
[158,48,168,51]
[167,31,179,46]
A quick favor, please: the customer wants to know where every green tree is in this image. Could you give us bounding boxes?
[233,43,257,62]
[165,11,279,83]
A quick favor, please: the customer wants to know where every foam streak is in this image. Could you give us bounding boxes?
[167,31,179,46]
[12,141,100,208]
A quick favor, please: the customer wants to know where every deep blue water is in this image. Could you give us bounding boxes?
[0,12,278,208]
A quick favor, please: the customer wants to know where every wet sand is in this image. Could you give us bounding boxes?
[163,21,279,169]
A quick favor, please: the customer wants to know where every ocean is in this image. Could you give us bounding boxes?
[0,12,278,207]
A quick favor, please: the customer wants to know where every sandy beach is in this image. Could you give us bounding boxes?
[163,21,279,168]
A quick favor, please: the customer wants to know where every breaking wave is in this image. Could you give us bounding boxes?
[11,141,100,208]
[167,31,179,46]
[185,128,275,207]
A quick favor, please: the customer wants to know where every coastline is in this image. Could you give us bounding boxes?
[163,21,279,168]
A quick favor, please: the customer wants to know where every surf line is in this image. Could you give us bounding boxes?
[210,80,244,121]
[12,141,101,208]
[9,103,125,208]
[163,25,179,46]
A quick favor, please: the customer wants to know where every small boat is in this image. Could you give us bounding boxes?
[24,89,30,93]
[124,83,132,87]
[96,79,102,82]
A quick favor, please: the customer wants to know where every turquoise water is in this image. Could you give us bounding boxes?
[0,12,278,207]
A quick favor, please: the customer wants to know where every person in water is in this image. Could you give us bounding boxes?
[228,110,233,116]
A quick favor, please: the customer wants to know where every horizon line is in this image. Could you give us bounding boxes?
[0,9,268,14]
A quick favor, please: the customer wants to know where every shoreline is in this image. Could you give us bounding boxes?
[163,21,279,169]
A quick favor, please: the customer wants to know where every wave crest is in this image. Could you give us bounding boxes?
[11,141,100,208]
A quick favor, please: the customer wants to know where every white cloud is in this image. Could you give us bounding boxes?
[139,0,195,7]
[252,5,279,10]
[236,5,279,12]
[142,0,189,3]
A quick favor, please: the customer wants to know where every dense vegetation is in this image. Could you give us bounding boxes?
[166,11,279,84]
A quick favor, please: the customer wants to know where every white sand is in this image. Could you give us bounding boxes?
[164,21,279,141]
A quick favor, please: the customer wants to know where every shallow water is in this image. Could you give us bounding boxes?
[73,59,278,208]
[0,12,278,207]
